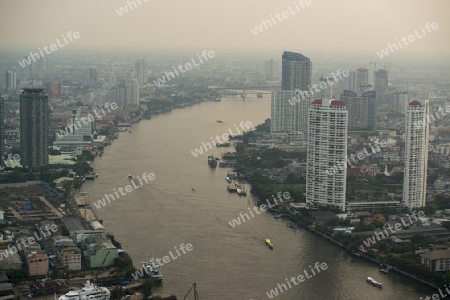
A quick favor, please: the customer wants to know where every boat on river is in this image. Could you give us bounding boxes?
[366,277,382,288]
[265,239,274,249]
[208,155,218,168]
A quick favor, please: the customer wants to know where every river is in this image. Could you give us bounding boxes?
[81,96,434,299]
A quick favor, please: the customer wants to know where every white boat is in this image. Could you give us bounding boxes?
[57,281,110,300]
[142,261,163,283]
[366,277,382,288]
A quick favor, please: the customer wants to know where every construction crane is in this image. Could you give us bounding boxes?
[183,283,199,300]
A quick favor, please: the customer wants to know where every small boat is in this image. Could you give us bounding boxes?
[238,186,247,196]
[265,238,274,249]
[366,277,382,288]
[227,185,237,193]
[226,176,232,183]
[216,142,230,147]
[142,261,163,283]
[216,120,223,123]
[128,174,133,179]
[208,155,218,168]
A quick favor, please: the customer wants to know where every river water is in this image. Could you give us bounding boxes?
[81,96,433,299]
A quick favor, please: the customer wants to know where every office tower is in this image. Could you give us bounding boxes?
[127,70,135,80]
[45,59,54,79]
[270,90,314,135]
[374,69,388,97]
[340,70,356,94]
[264,59,277,80]
[403,100,429,209]
[393,91,409,115]
[5,70,16,90]
[20,88,49,171]
[356,68,370,94]
[88,68,98,87]
[24,56,35,79]
[281,51,312,91]
[0,95,4,168]
[135,59,148,85]
[306,99,348,211]
[318,76,334,99]
[364,91,377,131]
[126,79,139,106]
[341,90,368,130]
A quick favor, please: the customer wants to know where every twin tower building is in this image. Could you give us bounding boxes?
[270,51,428,211]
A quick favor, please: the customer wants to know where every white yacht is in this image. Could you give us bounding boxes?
[58,281,110,300]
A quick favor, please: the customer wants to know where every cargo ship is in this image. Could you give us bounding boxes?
[208,154,218,168]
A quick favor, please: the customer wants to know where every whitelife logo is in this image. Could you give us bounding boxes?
[153,51,215,87]
[56,102,118,139]
[190,121,254,158]
[93,172,156,209]
[116,0,150,16]
[18,31,80,68]
[376,22,439,58]
[131,243,193,280]
[250,0,312,35]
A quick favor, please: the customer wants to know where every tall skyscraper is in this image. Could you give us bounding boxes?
[374,69,388,97]
[126,79,139,106]
[0,95,4,168]
[20,88,49,171]
[135,59,148,85]
[5,70,16,91]
[306,99,348,211]
[88,68,98,87]
[270,91,314,135]
[341,90,368,130]
[403,100,429,209]
[355,68,370,94]
[364,91,377,131]
[281,51,311,91]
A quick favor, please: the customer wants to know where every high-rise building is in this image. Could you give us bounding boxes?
[135,59,148,85]
[5,70,16,91]
[20,88,49,171]
[45,59,54,79]
[88,68,98,87]
[403,100,429,209]
[393,91,409,115]
[264,59,278,80]
[356,68,370,94]
[374,69,388,97]
[281,51,311,91]
[339,70,356,94]
[0,95,4,168]
[126,79,139,106]
[306,99,348,211]
[318,76,334,99]
[341,90,368,130]
[364,91,377,131]
[270,90,314,135]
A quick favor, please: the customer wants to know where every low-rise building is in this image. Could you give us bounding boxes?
[54,236,81,271]
[84,239,118,268]
[27,253,49,277]
[421,249,450,272]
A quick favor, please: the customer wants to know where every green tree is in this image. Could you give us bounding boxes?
[141,279,153,300]
[110,287,125,300]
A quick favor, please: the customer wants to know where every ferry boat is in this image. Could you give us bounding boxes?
[142,261,163,283]
[57,281,110,300]
[366,277,382,288]
[265,239,274,249]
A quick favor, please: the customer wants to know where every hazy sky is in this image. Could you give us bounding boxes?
[1,0,449,55]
